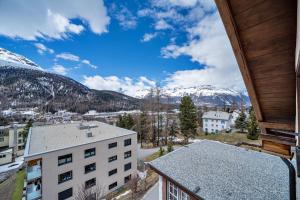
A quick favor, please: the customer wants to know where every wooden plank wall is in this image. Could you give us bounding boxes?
[216,0,297,156]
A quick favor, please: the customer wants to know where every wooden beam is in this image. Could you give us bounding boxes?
[215,0,263,121]
[259,121,295,131]
[261,133,296,146]
[262,140,291,157]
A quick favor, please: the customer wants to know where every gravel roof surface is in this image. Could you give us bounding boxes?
[150,140,290,200]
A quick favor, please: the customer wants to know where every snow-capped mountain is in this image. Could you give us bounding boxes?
[0,48,43,70]
[136,86,249,107]
[0,48,139,113]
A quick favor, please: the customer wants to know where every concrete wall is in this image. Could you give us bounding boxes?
[0,135,9,148]
[0,149,13,165]
[29,133,137,200]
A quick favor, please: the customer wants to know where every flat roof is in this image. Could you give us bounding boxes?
[202,111,230,120]
[25,121,136,157]
[150,140,290,200]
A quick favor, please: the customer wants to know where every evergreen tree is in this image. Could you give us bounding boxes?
[116,114,134,130]
[235,111,247,133]
[179,96,198,143]
[247,107,259,140]
[139,111,148,148]
[169,120,178,140]
[21,119,33,143]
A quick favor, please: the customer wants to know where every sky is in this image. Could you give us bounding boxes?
[0,0,244,97]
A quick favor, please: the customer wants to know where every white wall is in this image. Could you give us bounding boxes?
[202,118,230,133]
[0,149,13,165]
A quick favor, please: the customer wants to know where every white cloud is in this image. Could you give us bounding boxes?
[155,19,172,30]
[115,6,137,30]
[162,12,244,91]
[34,43,54,54]
[0,0,110,40]
[83,75,156,97]
[52,64,68,75]
[82,59,97,69]
[56,53,80,62]
[141,33,158,42]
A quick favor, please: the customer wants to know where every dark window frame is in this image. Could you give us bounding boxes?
[124,174,131,184]
[108,155,117,163]
[124,151,131,159]
[108,168,118,176]
[85,178,96,189]
[108,142,117,149]
[109,182,117,190]
[84,148,96,158]
[58,154,72,166]
[58,187,73,200]
[85,163,96,174]
[58,171,73,184]
[124,139,131,146]
[124,162,131,171]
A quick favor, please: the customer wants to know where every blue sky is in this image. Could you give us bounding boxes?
[0,0,243,96]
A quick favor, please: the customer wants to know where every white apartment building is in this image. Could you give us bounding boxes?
[202,111,231,133]
[0,124,25,165]
[24,121,137,200]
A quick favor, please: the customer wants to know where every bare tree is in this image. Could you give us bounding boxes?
[75,183,105,200]
[126,175,140,200]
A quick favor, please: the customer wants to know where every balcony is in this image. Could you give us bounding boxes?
[27,165,41,182]
[26,183,42,200]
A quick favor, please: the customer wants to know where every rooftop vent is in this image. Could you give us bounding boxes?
[79,123,98,130]
[86,132,93,137]
[193,186,200,193]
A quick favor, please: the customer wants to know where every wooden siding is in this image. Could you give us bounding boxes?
[216,0,297,156]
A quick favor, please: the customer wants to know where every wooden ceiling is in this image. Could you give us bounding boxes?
[215,0,297,157]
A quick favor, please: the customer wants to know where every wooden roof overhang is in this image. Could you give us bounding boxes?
[215,0,297,157]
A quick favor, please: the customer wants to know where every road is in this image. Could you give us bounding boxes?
[142,182,159,200]
[137,145,160,161]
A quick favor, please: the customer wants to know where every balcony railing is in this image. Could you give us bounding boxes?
[27,165,41,182]
[26,183,42,200]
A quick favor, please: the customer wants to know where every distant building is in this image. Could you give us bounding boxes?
[24,121,137,200]
[202,111,231,133]
[0,124,25,165]
[149,140,290,200]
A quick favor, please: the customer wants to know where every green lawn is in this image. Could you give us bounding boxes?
[12,169,25,200]
[196,132,261,145]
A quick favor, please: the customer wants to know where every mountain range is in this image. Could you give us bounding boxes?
[136,86,249,107]
[0,48,139,113]
[0,47,249,113]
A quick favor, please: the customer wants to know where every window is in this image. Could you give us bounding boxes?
[222,125,224,129]
[216,130,219,133]
[85,163,96,174]
[85,148,96,158]
[212,124,214,127]
[0,137,4,142]
[58,171,72,184]
[58,188,73,200]
[124,138,131,146]
[58,154,72,166]
[124,174,131,183]
[124,162,131,171]
[181,191,190,200]
[108,155,117,162]
[109,182,117,190]
[168,182,178,200]
[124,151,131,159]
[221,120,225,124]
[108,168,117,176]
[85,178,96,189]
[205,119,208,122]
[18,139,22,143]
[18,145,25,151]
[108,142,117,149]
[0,154,6,158]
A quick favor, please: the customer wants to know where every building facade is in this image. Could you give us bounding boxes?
[24,121,137,200]
[202,111,231,133]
